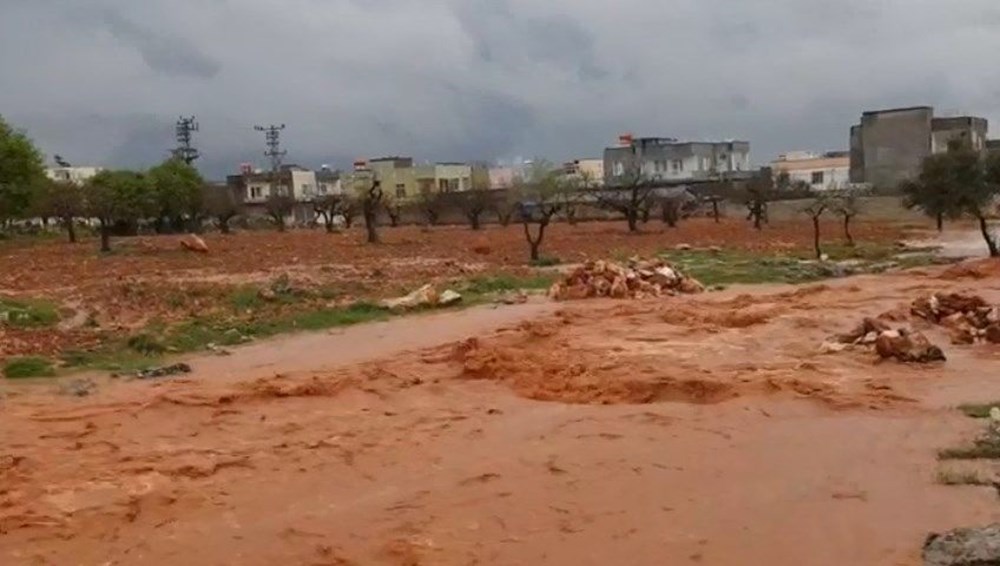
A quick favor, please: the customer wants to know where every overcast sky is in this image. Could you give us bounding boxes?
[4,0,1000,179]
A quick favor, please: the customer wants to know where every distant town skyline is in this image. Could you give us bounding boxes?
[4,0,1000,179]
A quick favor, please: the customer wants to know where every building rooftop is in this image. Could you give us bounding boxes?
[862,105,933,116]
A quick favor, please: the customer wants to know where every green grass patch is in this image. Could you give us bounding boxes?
[662,250,828,286]
[0,298,60,328]
[127,333,167,356]
[958,402,1000,419]
[661,245,939,287]
[529,256,561,267]
[228,286,265,311]
[936,467,992,486]
[3,356,56,379]
[60,348,164,373]
[461,274,556,297]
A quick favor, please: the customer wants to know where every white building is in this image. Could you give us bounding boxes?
[604,136,752,185]
[46,166,103,185]
[770,151,850,191]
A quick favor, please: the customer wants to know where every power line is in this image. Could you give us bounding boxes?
[172,116,200,164]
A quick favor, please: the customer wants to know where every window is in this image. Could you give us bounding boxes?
[447,179,459,192]
[395,184,406,198]
[671,159,683,173]
[439,179,449,192]
[249,186,263,200]
[702,158,710,171]
[613,162,625,176]
[318,183,328,194]
[811,171,825,185]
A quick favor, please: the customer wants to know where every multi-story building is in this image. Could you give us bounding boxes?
[363,157,473,200]
[227,164,321,224]
[46,166,103,185]
[770,151,850,191]
[562,158,605,187]
[849,106,989,188]
[604,135,751,186]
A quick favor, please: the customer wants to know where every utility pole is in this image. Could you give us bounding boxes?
[254,124,287,196]
[172,116,200,164]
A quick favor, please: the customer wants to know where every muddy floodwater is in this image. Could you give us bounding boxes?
[4,261,1000,565]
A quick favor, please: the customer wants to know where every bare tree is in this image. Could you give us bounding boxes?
[598,151,654,232]
[745,171,774,230]
[264,192,295,232]
[417,187,445,227]
[457,185,494,230]
[360,178,384,244]
[519,161,564,262]
[203,184,239,234]
[313,193,344,233]
[704,194,723,223]
[832,190,863,247]
[661,197,683,228]
[383,198,403,227]
[802,195,830,260]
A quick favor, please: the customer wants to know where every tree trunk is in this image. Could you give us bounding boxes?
[812,216,822,260]
[64,217,77,243]
[219,218,232,234]
[275,216,286,232]
[626,209,639,232]
[364,208,379,244]
[843,215,854,247]
[712,200,720,223]
[469,212,481,231]
[99,221,111,252]
[978,214,999,257]
[323,216,334,234]
[523,220,546,262]
[936,212,944,232]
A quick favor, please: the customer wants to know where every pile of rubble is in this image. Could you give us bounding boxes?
[911,292,1000,345]
[826,317,946,363]
[548,258,705,301]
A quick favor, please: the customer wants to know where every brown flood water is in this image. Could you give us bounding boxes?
[4,264,1000,565]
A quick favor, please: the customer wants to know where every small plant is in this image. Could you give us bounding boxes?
[0,298,60,328]
[530,256,561,267]
[4,356,56,379]
[936,467,991,486]
[127,333,167,356]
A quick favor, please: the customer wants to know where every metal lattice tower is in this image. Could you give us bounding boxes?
[254,124,287,172]
[172,116,200,164]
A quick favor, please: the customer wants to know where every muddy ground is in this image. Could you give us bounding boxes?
[0,219,918,360]
[3,254,1000,565]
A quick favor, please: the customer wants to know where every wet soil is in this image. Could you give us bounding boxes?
[4,260,1000,565]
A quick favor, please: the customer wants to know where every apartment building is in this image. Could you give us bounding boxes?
[604,135,751,186]
[849,106,989,188]
[770,151,850,191]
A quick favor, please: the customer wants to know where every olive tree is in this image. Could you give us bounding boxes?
[0,116,45,226]
[83,170,154,252]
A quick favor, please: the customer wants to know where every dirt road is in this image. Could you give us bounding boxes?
[4,262,1000,565]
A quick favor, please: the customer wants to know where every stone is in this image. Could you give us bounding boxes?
[675,243,692,251]
[677,277,706,295]
[986,325,1000,345]
[438,289,462,306]
[951,326,977,345]
[875,329,946,363]
[924,524,1000,566]
[819,341,848,354]
[136,363,192,380]
[609,277,629,299]
[381,284,439,310]
[258,288,278,302]
[179,234,209,254]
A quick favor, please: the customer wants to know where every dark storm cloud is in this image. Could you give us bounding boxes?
[2,0,1000,179]
[100,10,221,79]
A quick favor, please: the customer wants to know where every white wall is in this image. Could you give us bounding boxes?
[290,170,318,200]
